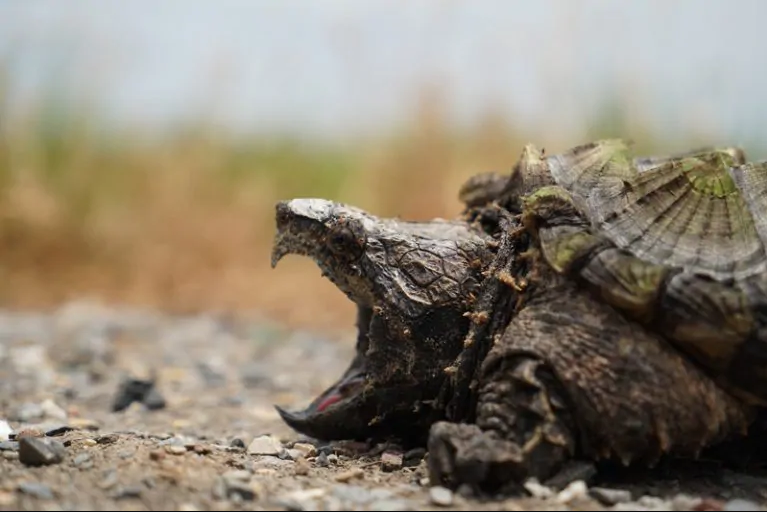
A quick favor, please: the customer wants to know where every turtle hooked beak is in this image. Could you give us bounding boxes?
[270,201,309,268]
[270,233,290,268]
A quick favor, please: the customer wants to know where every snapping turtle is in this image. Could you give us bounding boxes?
[271,140,767,494]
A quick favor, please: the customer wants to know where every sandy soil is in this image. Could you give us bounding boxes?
[0,301,766,511]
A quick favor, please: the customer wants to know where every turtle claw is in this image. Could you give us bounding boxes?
[427,421,526,495]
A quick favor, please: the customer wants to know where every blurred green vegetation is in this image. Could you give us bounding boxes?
[0,64,761,330]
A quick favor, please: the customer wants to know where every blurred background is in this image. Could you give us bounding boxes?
[0,0,765,332]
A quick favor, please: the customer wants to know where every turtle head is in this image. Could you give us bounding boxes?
[271,198,494,444]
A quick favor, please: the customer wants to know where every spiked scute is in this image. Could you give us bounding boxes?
[509,141,767,405]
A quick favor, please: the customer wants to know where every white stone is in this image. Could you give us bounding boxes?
[524,478,554,499]
[556,480,589,504]
[429,486,454,507]
[0,420,12,442]
[247,435,283,456]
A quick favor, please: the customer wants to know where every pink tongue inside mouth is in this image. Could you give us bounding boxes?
[314,373,365,412]
[316,394,342,412]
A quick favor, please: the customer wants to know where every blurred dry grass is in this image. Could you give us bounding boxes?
[0,73,734,333]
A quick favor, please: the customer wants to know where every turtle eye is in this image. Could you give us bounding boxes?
[327,224,365,259]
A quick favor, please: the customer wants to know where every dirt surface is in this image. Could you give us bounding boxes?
[1,301,766,511]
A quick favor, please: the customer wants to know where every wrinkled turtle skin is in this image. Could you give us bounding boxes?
[271,192,761,495]
[464,140,767,406]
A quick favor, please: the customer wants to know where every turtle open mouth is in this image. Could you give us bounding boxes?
[270,199,380,441]
[270,198,493,442]
[269,305,375,442]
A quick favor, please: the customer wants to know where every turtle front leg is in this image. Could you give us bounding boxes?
[427,279,754,496]
[428,354,577,495]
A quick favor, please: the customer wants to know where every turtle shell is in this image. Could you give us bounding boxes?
[511,139,767,405]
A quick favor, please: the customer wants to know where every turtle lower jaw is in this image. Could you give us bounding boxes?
[274,357,371,442]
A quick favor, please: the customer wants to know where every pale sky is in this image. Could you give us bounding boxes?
[1,0,766,150]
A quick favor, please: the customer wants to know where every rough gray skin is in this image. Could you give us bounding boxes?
[271,198,495,445]
[271,196,761,496]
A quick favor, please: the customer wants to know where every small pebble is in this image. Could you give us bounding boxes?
[229,438,246,449]
[316,452,329,467]
[44,424,74,437]
[96,434,119,445]
[285,449,304,460]
[724,499,763,511]
[158,435,189,447]
[556,480,589,504]
[112,376,164,412]
[381,451,403,472]
[590,487,632,505]
[247,435,283,456]
[335,468,364,482]
[292,442,317,457]
[671,494,703,510]
[165,444,187,455]
[430,486,454,507]
[17,482,54,500]
[545,461,597,490]
[403,447,426,466]
[327,453,339,465]
[3,451,19,460]
[0,420,12,441]
[524,479,554,499]
[18,436,66,466]
[317,445,335,456]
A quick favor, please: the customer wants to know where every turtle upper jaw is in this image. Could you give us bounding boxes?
[271,199,376,307]
[271,199,382,440]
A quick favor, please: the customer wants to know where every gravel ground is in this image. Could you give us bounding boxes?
[1,300,766,511]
